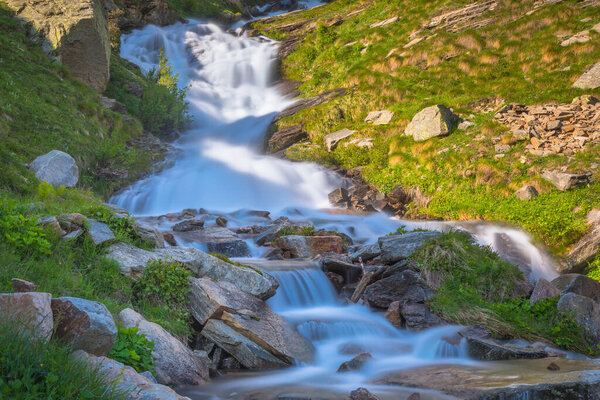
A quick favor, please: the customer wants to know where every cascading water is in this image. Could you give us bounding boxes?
[112,16,562,400]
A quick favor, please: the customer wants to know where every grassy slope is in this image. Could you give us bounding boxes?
[254,0,600,253]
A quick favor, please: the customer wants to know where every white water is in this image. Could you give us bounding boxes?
[112,18,560,399]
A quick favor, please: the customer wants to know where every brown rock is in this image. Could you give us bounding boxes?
[163,231,177,246]
[172,219,204,232]
[384,300,402,328]
[399,303,444,330]
[11,278,38,293]
[0,292,53,341]
[337,352,373,372]
[547,362,560,371]
[350,387,380,400]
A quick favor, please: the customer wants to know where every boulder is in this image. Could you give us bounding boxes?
[328,187,349,205]
[173,226,250,257]
[133,221,164,248]
[106,242,160,279]
[466,337,548,360]
[337,352,373,372]
[573,61,600,89]
[350,388,380,400]
[399,303,444,330]
[275,235,344,258]
[321,257,362,283]
[172,219,204,232]
[29,150,79,188]
[377,231,442,264]
[530,278,560,305]
[557,293,600,345]
[117,308,208,386]
[349,243,381,263]
[5,0,110,91]
[255,217,290,246]
[87,218,115,246]
[563,214,600,273]
[364,110,394,125]
[11,278,38,293]
[51,297,117,356]
[541,170,593,191]
[190,278,315,368]
[404,105,459,142]
[216,217,227,227]
[268,124,308,152]
[324,128,356,151]
[515,185,538,201]
[552,274,600,302]
[0,292,53,340]
[362,269,435,309]
[72,350,190,400]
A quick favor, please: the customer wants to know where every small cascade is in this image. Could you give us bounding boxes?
[267,268,339,311]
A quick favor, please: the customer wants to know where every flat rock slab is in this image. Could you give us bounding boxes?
[29,150,79,188]
[378,231,441,264]
[324,129,356,151]
[87,218,115,246]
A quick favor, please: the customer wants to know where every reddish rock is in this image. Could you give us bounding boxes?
[0,292,53,340]
[11,278,38,293]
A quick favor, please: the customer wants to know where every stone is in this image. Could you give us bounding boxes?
[268,124,308,152]
[515,185,538,200]
[407,394,421,400]
[494,143,510,153]
[557,293,600,345]
[552,274,600,302]
[530,278,560,305]
[349,243,381,263]
[99,96,127,114]
[275,235,344,258]
[386,184,410,204]
[72,350,189,400]
[216,217,227,227]
[548,362,561,371]
[466,337,548,360]
[350,388,380,400]
[105,242,160,279]
[563,213,600,273]
[117,308,208,386]
[255,217,290,246]
[5,0,110,91]
[321,257,362,283]
[190,278,315,368]
[172,219,204,232]
[384,301,402,328]
[328,187,349,205]
[11,278,38,293]
[370,16,400,28]
[29,150,79,188]
[0,292,53,340]
[337,352,373,372]
[399,303,444,330]
[174,226,250,257]
[377,231,442,264]
[458,120,475,130]
[404,105,459,142]
[51,297,116,356]
[163,232,177,246]
[573,61,600,89]
[364,110,394,125]
[362,269,435,309]
[86,218,115,246]
[560,31,591,46]
[134,221,164,248]
[63,228,83,241]
[324,129,356,151]
[541,170,593,191]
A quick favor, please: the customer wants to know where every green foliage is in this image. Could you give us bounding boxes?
[0,204,51,256]
[134,260,191,306]
[37,182,66,202]
[276,225,316,237]
[386,225,408,236]
[587,255,600,282]
[0,321,124,399]
[109,327,155,375]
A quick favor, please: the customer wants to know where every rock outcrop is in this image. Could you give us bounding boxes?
[377,231,441,264]
[5,0,111,91]
[404,105,459,142]
[29,150,79,188]
[363,269,435,309]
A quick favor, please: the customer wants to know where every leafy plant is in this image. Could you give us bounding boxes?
[0,204,51,256]
[133,259,191,306]
[109,326,155,374]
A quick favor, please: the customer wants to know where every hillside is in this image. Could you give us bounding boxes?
[253,0,600,258]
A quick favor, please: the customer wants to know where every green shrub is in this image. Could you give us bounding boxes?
[133,259,191,306]
[0,204,51,256]
[0,321,124,399]
[587,255,600,281]
[108,327,155,375]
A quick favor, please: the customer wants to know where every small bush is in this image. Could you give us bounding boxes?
[0,204,51,256]
[108,327,155,375]
[134,259,191,306]
[587,255,600,281]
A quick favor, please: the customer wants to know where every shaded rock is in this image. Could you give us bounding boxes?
[399,303,444,330]
[163,231,177,246]
[407,394,421,400]
[72,350,189,400]
[172,219,204,232]
[106,242,159,279]
[466,337,548,361]
[349,243,380,263]
[515,185,538,200]
[268,124,308,152]
[557,293,600,345]
[541,170,593,191]
[117,308,208,386]
[134,221,164,248]
[321,257,362,283]
[573,61,600,89]
[363,269,435,309]
[384,300,402,329]
[87,218,115,246]
[337,352,373,372]
[51,297,116,356]
[11,278,38,293]
[262,247,285,260]
[404,105,459,142]
[324,128,355,151]
[552,274,600,302]
[530,278,560,305]
[328,187,349,205]
[175,226,250,257]
[350,387,380,400]
[29,150,79,188]
[386,184,410,204]
[377,231,442,264]
[0,292,53,341]
[275,235,344,258]
[364,110,394,125]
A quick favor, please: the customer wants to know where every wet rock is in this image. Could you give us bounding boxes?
[51,297,117,356]
[548,362,561,371]
[399,303,444,330]
[328,187,349,205]
[573,61,600,89]
[72,350,189,400]
[11,278,38,293]
[363,269,435,309]
[117,308,208,385]
[219,356,241,370]
[541,170,593,191]
[255,217,290,246]
[324,128,356,151]
[349,243,381,263]
[268,124,308,152]
[190,278,314,369]
[552,274,600,302]
[175,226,250,257]
[86,218,115,246]
[275,235,344,258]
[216,217,228,227]
[262,247,285,260]
[404,105,459,142]
[386,184,410,205]
[0,292,53,340]
[29,150,79,188]
[349,387,380,400]
[326,271,344,290]
[384,301,402,328]
[172,219,204,232]
[466,337,548,360]
[337,352,373,372]
[321,257,362,283]
[530,278,560,305]
[365,110,394,125]
[515,185,538,200]
[134,221,164,248]
[377,231,442,264]
[163,231,177,246]
[557,293,600,345]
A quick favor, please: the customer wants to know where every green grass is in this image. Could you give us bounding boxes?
[411,232,595,355]
[255,0,600,253]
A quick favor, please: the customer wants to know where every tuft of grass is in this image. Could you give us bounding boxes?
[208,252,264,275]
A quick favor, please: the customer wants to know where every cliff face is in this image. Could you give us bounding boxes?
[5,0,110,92]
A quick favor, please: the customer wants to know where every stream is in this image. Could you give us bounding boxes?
[110,15,570,400]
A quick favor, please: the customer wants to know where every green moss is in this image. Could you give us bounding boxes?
[208,252,264,275]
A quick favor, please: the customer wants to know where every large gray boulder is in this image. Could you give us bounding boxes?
[377,231,442,264]
[404,105,459,142]
[189,278,315,369]
[29,150,79,188]
[573,61,600,89]
[557,293,600,346]
[73,350,190,400]
[51,297,117,356]
[552,274,600,302]
[324,128,355,151]
[106,242,160,279]
[173,226,250,257]
[87,218,115,246]
[117,308,208,386]
[362,269,435,309]
[134,221,165,248]
[0,292,53,341]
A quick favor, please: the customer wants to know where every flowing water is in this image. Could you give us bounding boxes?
[111,17,563,399]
